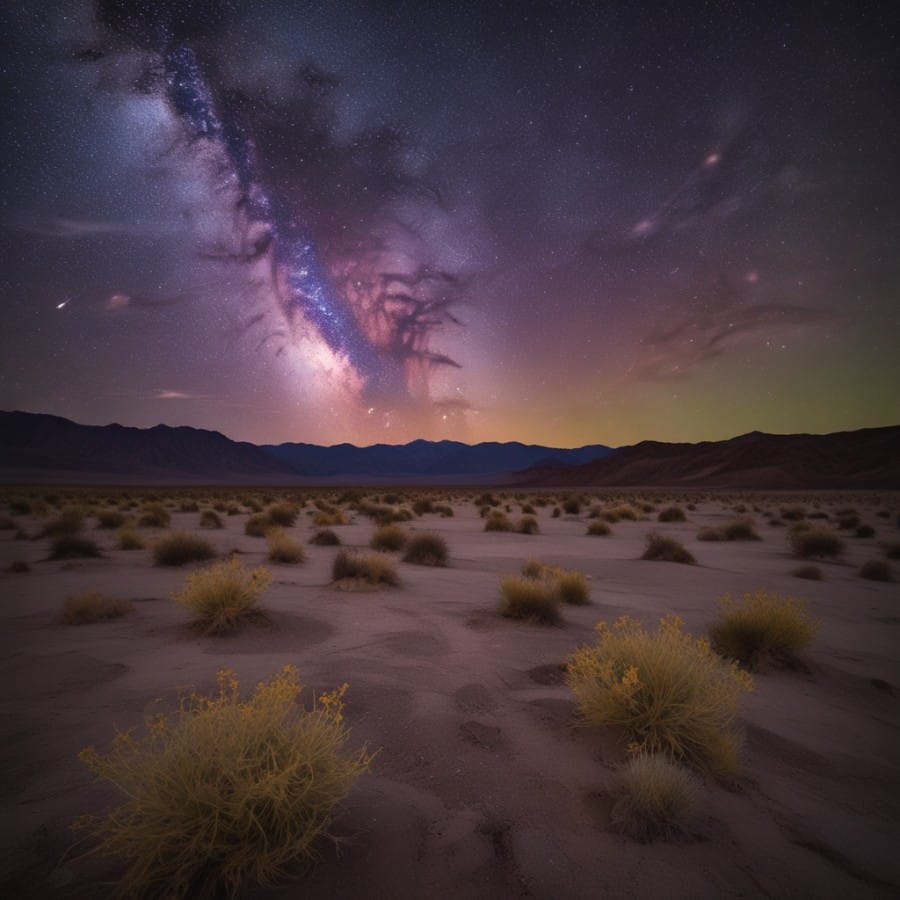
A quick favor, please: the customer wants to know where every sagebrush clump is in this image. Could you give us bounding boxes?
[153,532,216,567]
[61,592,134,625]
[499,575,561,624]
[369,524,408,552]
[266,528,306,564]
[789,526,843,559]
[611,754,699,842]
[709,590,817,668]
[74,666,371,900]
[641,533,696,565]
[566,615,752,777]
[402,533,449,566]
[332,551,398,586]
[173,557,271,634]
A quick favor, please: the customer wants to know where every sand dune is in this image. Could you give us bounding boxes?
[1,490,898,899]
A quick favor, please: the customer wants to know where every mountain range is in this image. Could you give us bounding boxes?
[1,410,898,487]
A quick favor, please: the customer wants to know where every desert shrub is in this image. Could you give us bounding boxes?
[154,533,216,567]
[245,514,269,537]
[789,526,843,559]
[8,498,31,515]
[313,510,347,527]
[332,550,398,586]
[8,558,30,573]
[602,504,640,523]
[402,533,448,566]
[139,503,171,528]
[116,526,146,551]
[722,519,761,541]
[859,559,894,582]
[780,505,806,521]
[310,528,341,546]
[96,510,126,529]
[551,507,561,518]
[499,575,561,624]
[516,515,540,534]
[61,591,134,625]
[657,506,686,523]
[836,513,860,530]
[49,535,101,560]
[641,533,696,565]
[854,524,875,538]
[199,510,223,529]
[521,557,546,579]
[554,569,590,605]
[484,511,513,532]
[75,666,370,899]
[475,492,499,508]
[611,754,699,842]
[883,541,900,560]
[369,524,408,552]
[696,526,724,541]
[179,500,200,513]
[266,503,299,527]
[709,590,817,668]
[521,503,535,515]
[266,529,306,564]
[0,514,15,529]
[586,520,611,536]
[434,504,454,517]
[38,508,85,538]
[412,498,434,515]
[563,497,581,515]
[791,565,822,581]
[173,557,271,633]
[567,616,752,777]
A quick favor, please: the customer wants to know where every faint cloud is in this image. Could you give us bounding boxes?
[6,216,174,238]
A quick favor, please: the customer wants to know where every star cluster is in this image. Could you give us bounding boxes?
[0,0,896,445]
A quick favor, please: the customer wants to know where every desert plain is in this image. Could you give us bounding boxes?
[1,487,898,899]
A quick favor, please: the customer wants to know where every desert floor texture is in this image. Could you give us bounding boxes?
[1,489,898,899]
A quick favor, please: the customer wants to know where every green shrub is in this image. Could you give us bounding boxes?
[332,551,398,586]
[153,533,216,567]
[709,590,817,669]
[173,557,271,633]
[586,520,611,536]
[369,524,408,552]
[789,526,843,559]
[61,591,134,625]
[498,575,561,624]
[554,569,590,605]
[139,503,171,528]
[75,666,370,899]
[199,510,223,529]
[859,559,894,582]
[791,565,822,581]
[611,755,699,842]
[310,528,341,546]
[50,535,101,560]
[266,528,306,564]
[566,615,752,777]
[657,506,685,523]
[641,533,696,565]
[402,533,448,566]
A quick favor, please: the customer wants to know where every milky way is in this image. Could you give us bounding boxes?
[0,1,896,445]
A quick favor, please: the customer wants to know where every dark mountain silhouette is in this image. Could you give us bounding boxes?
[515,426,900,489]
[262,438,614,477]
[0,411,613,482]
[0,411,295,482]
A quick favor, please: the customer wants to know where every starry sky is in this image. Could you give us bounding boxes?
[1,0,897,448]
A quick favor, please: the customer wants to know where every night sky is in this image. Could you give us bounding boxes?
[1,0,897,447]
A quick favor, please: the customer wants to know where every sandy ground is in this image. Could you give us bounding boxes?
[1,492,898,899]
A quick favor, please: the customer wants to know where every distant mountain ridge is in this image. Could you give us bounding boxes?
[262,438,614,476]
[0,411,613,482]
[0,411,295,482]
[515,426,900,489]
